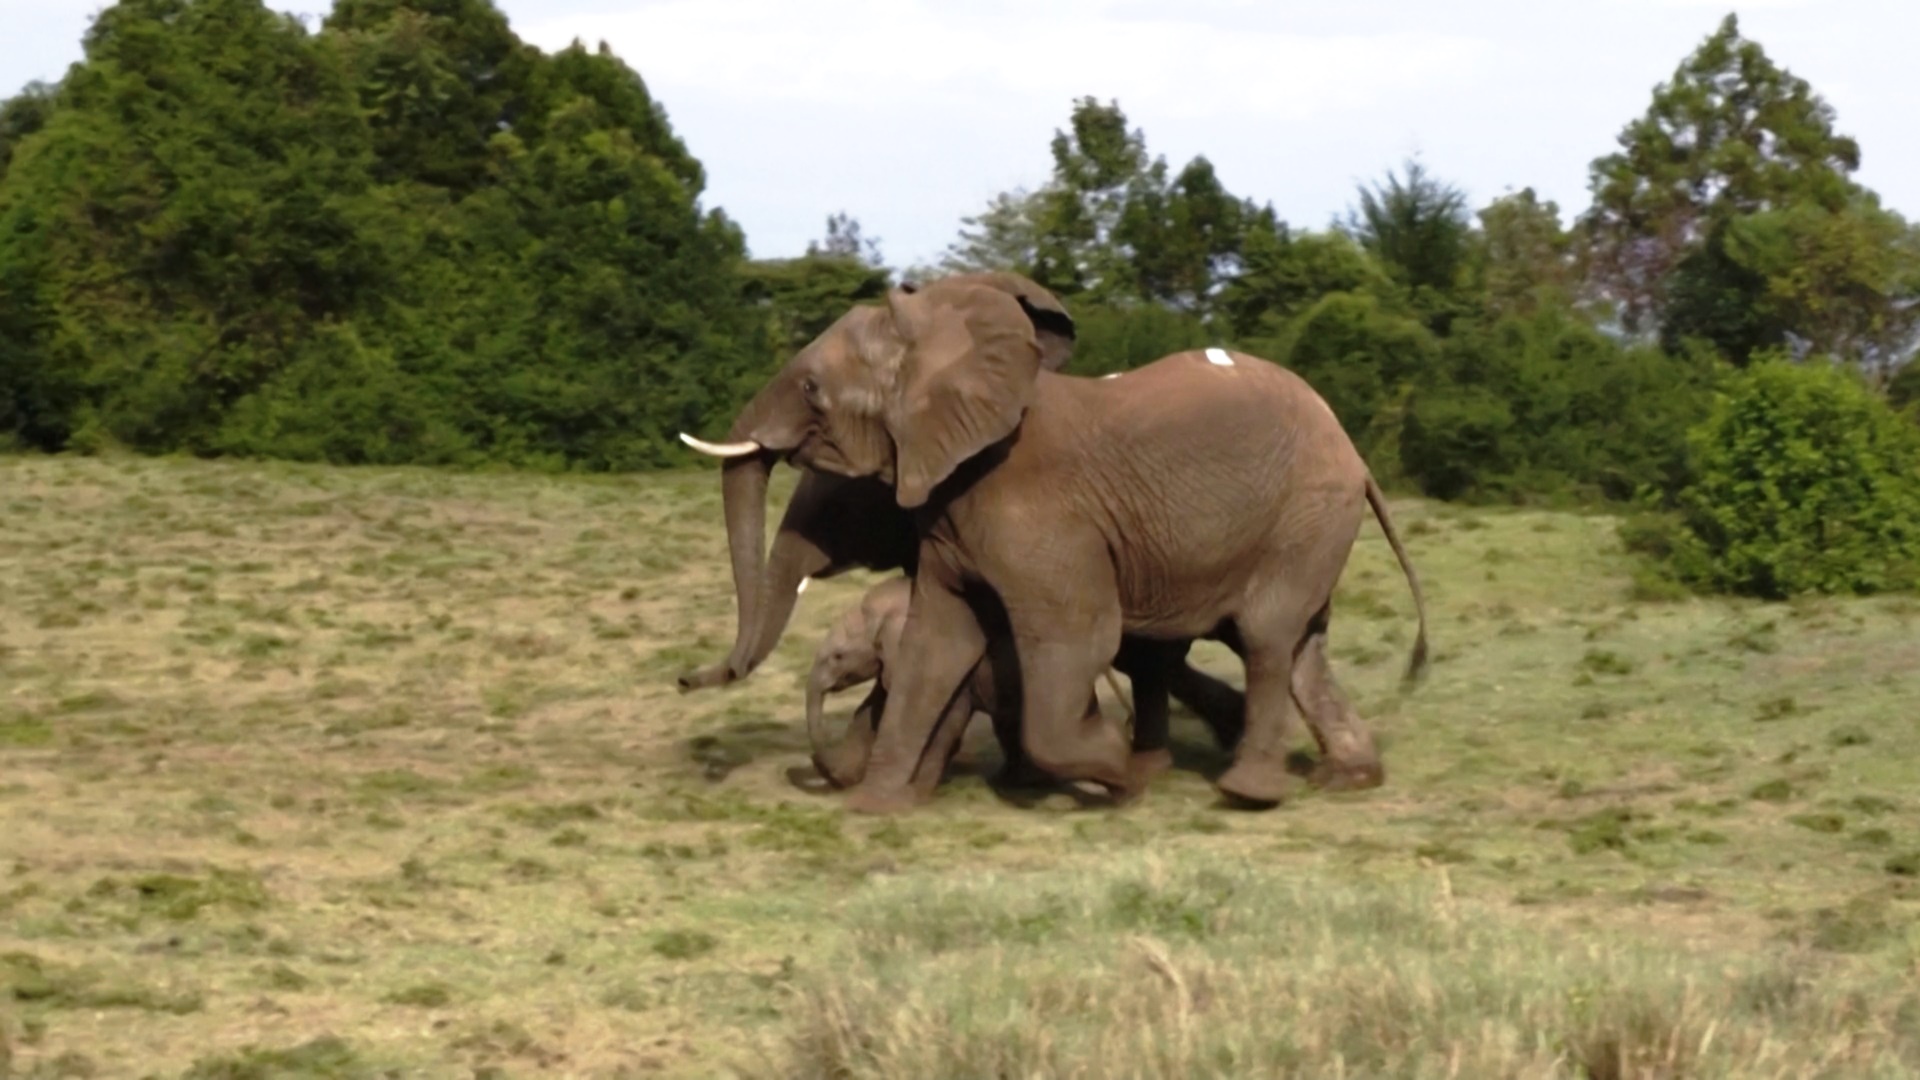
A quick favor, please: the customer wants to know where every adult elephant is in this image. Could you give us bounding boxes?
[673,272,1391,792]
[679,275,1427,812]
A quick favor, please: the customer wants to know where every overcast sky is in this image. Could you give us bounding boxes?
[4,0,1916,269]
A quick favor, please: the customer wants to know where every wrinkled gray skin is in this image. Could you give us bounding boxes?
[682,274,1430,815]
[805,576,1141,797]
[673,271,1388,795]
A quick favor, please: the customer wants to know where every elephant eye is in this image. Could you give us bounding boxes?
[802,377,820,399]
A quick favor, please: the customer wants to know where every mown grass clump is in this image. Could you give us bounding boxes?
[178,1035,372,1079]
[2,951,204,1015]
[772,855,1920,1079]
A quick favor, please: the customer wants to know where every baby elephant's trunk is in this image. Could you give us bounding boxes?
[805,661,836,764]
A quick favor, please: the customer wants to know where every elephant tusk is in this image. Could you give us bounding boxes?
[796,577,811,595]
[679,432,762,458]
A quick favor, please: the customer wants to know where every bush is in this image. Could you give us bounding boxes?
[1275,291,1437,467]
[1655,356,1920,598]
[1069,302,1213,377]
[1399,308,1720,504]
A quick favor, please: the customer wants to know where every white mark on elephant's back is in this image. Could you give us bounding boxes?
[1102,372,1123,379]
[1204,347,1234,367]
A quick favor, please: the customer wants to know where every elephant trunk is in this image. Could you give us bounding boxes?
[744,531,826,676]
[805,661,836,764]
[716,449,774,681]
[677,375,813,692]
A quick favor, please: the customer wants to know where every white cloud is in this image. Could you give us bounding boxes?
[518,1,1494,123]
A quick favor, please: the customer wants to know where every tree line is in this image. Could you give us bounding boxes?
[3,4,1919,594]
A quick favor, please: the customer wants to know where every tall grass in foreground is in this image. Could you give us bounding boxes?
[769,854,1920,1079]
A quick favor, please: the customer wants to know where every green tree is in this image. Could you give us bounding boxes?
[807,211,885,267]
[1343,157,1478,332]
[1116,155,1261,314]
[1721,193,1920,382]
[0,0,381,453]
[323,0,545,195]
[930,96,1264,317]
[928,187,1049,280]
[0,1,764,469]
[1029,96,1149,299]
[740,253,891,359]
[1477,187,1575,320]
[0,80,58,181]
[1214,221,1388,340]
[1279,291,1439,467]
[1577,13,1863,356]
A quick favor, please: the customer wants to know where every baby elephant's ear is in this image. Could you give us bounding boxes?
[882,281,1043,510]
[907,271,1076,371]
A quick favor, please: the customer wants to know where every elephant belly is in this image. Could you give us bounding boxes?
[1105,474,1354,638]
[1114,566,1249,638]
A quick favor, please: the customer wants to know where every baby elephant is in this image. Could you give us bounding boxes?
[806,576,1133,797]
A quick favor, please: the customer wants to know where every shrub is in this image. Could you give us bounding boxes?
[1069,302,1213,377]
[1657,356,1920,598]
[1400,307,1719,504]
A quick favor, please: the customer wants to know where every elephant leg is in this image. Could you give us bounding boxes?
[845,576,987,815]
[1164,640,1369,776]
[1295,623,1384,792]
[1011,642,1133,799]
[909,692,979,801]
[1215,603,1315,808]
[1006,580,1133,800]
[1114,639,1176,785]
[812,684,885,789]
[989,698,1054,790]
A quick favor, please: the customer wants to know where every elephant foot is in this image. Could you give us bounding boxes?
[1309,757,1385,792]
[1127,748,1175,789]
[1215,755,1296,809]
[844,781,920,816]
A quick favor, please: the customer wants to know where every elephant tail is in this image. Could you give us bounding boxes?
[1364,473,1430,687]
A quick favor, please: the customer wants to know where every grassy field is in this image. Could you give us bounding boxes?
[1,452,1917,1078]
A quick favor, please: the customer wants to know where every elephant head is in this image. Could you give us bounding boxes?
[676,272,1075,692]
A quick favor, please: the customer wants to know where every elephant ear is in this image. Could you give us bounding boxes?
[901,271,1076,371]
[881,281,1044,509]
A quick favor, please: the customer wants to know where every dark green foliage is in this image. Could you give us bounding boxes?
[1476,188,1575,320]
[325,0,543,195]
[0,0,762,469]
[1268,291,1435,466]
[741,253,891,360]
[1401,308,1722,502]
[0,80,57,180]
[1890,362,1920,416]
[1651,358,1920,598]
[1343,158,1479,334]
[1215,223,1387,339]
[1068,303,1213,377]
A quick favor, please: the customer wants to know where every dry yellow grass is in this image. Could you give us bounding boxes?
[0,452,1916,1077]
